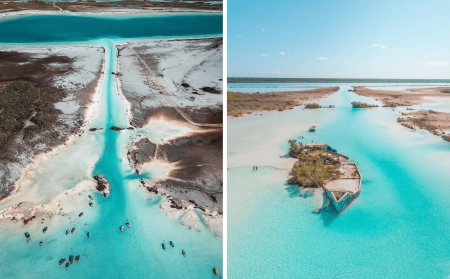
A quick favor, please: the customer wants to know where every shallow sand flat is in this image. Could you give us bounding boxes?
[0,45,104,201]
[118,37,223,127]
[117,37,223,220]
[228,85,450,278]
[353,86,450,106]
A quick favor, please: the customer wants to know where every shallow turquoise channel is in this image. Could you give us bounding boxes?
[228,84,450,278]
[0,14,222,278]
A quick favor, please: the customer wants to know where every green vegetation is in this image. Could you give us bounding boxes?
[383,102,397,107]
[442,90,450,93]
[0,80,64,147]
[351,102,379,108]
[288,139,304,157]
[304,103,321,109]
[287,139,341,187]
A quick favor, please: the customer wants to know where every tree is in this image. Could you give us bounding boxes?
[288,139,304,158]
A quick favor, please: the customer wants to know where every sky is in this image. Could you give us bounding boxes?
[227,0,450,79]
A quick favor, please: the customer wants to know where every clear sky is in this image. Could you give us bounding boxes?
[227,0,450,79]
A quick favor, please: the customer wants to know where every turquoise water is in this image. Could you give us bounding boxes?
[228,77,450,83]
[227,82,450,94]
[0,14,222,278]
[0,14,222,44]
[228,84,450,278]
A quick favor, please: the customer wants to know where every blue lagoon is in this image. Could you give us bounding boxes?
[228,84,450,278]
[0,12,223,278]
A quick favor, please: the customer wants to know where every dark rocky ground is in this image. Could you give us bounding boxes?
[128,129,223,213]
[0,47,104,200]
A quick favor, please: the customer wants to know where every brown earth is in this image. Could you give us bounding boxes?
[397,110,450,140]
[227,87,339,117]
[0,48,103,201]
[352,86,450,107]
[128,129,223,213]
[0,51,73,85]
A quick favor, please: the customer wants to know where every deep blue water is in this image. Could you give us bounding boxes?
[0,14,222,43]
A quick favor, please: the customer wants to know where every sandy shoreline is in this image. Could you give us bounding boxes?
[227,86,339,117]
[353,86,450,107]
[0,45,105,201]
[0,180,96,223]
[0,45,106,204]
[397,109,450,141]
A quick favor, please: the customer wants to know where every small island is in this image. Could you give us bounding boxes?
[288,139,362,213]
[351,102,379,108]
[305,103,335,109]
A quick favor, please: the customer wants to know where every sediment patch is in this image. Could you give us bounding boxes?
[352,86,450,107]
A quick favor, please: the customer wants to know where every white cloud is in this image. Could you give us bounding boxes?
[271,70,281,74]
[371,44,387,48]
[424,51,428,54]
[317,57,328,60]
[334,60,338,62]
[261,29,265,32]
[237,35,242,37]
[427,61,449,66]
[260,53,269,57]
[295,54,300,56]
[256,71,267,74]
[279,52,286,55]
[343,58,348,60]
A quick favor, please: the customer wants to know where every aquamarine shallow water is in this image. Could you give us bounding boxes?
[0,14,222,44]
[0,14,222,278]
[228,84,450,278]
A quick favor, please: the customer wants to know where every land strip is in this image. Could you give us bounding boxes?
[352,86,450,107]
[227,87,339,117]
[118,38,223,224]
[0,0,222,14]
[0,46,104,201]
[397,110,450,141]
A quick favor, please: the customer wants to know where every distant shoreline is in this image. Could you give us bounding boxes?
[228,77,450,84]
[0,0,222,17]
